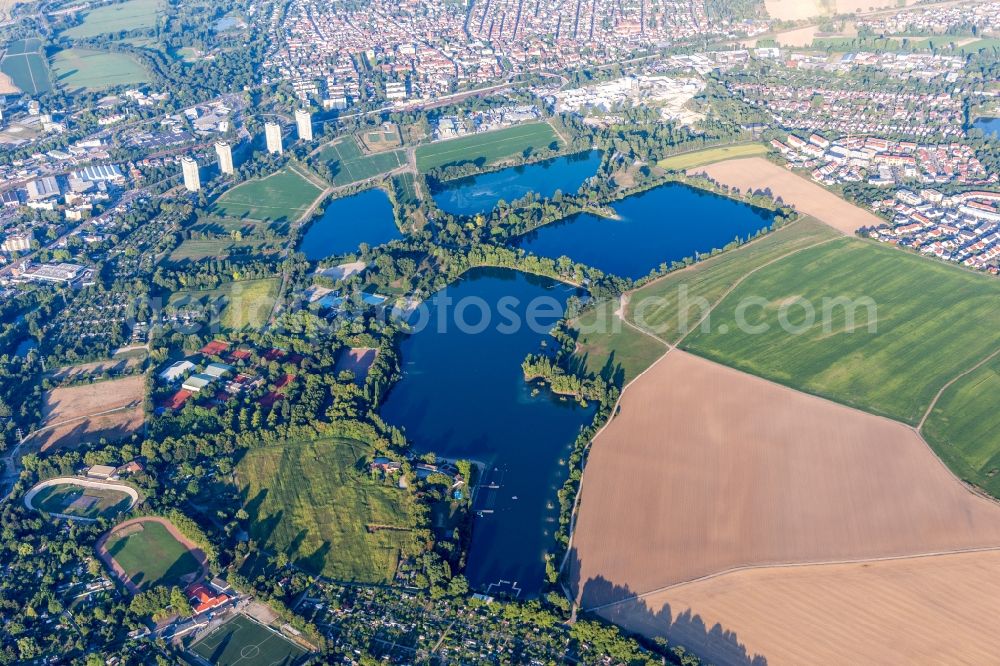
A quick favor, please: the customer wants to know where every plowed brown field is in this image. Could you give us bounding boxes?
[597,550,1000,666]
[690,157,882,234]
[571,351,1000,611]
[29,375,145,451]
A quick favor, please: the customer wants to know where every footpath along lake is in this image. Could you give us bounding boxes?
[299,189,402,260]
[380,268,595,596]
[515,182,777,280]
[431,151,601,216]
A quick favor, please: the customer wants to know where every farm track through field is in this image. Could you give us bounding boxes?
[917,346,1000,432]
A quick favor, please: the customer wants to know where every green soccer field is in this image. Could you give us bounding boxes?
[234,437,420,582]
[189,614,309,666]
[211,167,324,223]
[104,520,200,590]
[30,483,133,519]
[415,122,561,171]
[319,138,406,187]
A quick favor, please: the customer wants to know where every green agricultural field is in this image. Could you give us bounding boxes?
[658,143,769,171]
[415,122,561,172]
[104,520,200,590]
[169,278,280,331]
[1,38,52,94]
[51,48,149,90]
[62,0,163,38]
[211,167,324,223]
[189,614,309,666]
[30,483,133,519]
[319,138,406,187]
[627,217,840,345]
[923,353,1000,497]
[569,301,666,386]
[235,437,420,583]
[680,238,1000,425]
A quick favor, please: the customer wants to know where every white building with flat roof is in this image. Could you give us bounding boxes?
[295,109,312,141]
[182,156,201,192]
[215,141,234,175]
[265,122,283,154]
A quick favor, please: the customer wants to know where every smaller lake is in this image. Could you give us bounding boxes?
[431,151,601,216]
[973,117,1000,139]
[514,182,776,280]
[298,189,402,260]
[14,338,37,357]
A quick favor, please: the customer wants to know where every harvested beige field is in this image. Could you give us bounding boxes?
[690,157,882,234]
[0,71,18,95]
[30,375,146,451]
[597,550,1000,666]
[571,350,1000,610]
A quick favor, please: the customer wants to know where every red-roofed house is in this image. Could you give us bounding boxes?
[200,340,230,356]
[186,583,229,616]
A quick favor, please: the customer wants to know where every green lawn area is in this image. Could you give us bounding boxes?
[169,278,280,331]
[104,520,200,590]
[1,38,52,94]
[318,137,406,187]
[167,238,280,264]
[235,437,420,583]
[680,238,1000,425]
[63,0,163,38]
[30,483,133,519]
[658,143,769,171]
[51,48,149,91]
[189,614,309,666]
[923,353,1000,497]
[211,167,324,223]
[392,172,420,206]
[568,301,666,386]
[626,218,841,344]
[415,122,561,172]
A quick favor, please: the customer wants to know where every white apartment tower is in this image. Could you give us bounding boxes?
[295,108,313,142]
[265,122,283,154]
[215,140,234,175]
[181,156,200,192]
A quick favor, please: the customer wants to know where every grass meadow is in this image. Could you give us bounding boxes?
[658,143,769,171]
[105,521,200,590]
[168,278,280,331]
[51,48,149,91]
[211,167,323,223]
[923,353,1000,496]
[167,238,280,264]
[569,302,666,386]
[415,122,560,171]
[235,437,419,583]
[63,0,163,39]
[680,238,1000,425]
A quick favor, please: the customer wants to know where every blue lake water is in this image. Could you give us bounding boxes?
[431,151,601,216]
[514,182,776,280]
[974,117,1000,138]
[380,268,595,596]
[298,189,402,260]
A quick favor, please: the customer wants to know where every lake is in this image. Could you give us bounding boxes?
[973,117,1000,139]
[380,268,595,596]
[431,151,601,216]
[298,189,402,260]
[514,182,776,280]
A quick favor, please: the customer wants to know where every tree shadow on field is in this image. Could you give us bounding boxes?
[567,548,768,666]
[296,540,331,576]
